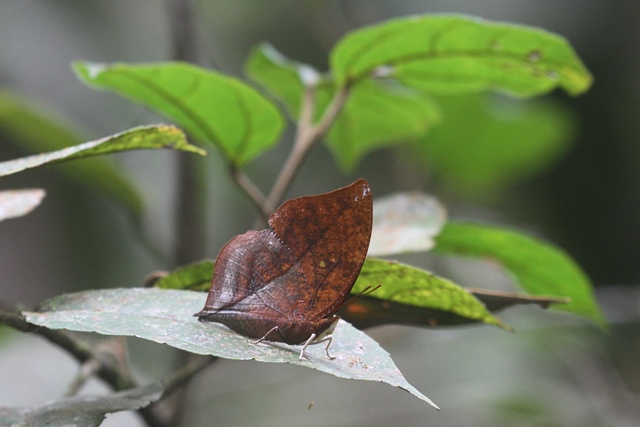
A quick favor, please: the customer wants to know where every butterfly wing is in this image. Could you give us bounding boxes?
[268,179,373,321]
[195,229,307,340]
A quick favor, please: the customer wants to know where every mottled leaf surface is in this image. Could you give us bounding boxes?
[24,288,438,408]
[354,258,509,330]
[0,125,203,177]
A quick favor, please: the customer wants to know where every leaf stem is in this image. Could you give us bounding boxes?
[263,84,350,216]
[0,300,136,391]
[230,165,269,219]
[0,298,213,427]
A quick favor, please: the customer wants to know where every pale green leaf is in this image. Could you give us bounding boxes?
[326,79,441,170]
[244,42,319,119]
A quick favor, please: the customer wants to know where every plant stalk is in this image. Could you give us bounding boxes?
[262,84,350,216]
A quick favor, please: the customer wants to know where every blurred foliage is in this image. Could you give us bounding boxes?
[409,94,576,199]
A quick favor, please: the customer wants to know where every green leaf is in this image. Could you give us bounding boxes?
[0,92,143,216]
[0,125,203,178]
[369,191,447,257]
[0,382,162,427]
[410,94,576,198]
[331,14,592,97]
[244,42,317,119]
[154,260,214,292]
[24,288,438,409]
[468,288,569,313]
[245,44,441,170]
[73,61,284,166]
[0,189,46,222]
[354,258,509,330]
[433,222,606,327]
[341,289,567,330]
[326,79,441,170]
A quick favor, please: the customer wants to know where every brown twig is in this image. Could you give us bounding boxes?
[230,166,269,220]
[262,83,351,216]
[0,300,136,392]
[0,299,213,427]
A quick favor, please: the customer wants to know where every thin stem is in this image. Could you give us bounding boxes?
[0,301,136,391]
[165,1,207,425]
[160,355,213,397]
[263,84,350,216]
[230,166,269,219]
[167,0,205,266]
[0,299,210,427]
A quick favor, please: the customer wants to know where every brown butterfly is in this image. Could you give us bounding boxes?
[195,179,373,360]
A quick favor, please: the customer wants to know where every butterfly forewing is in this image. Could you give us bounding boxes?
[268,179,373,320]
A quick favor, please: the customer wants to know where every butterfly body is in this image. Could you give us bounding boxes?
[195,179,373,358]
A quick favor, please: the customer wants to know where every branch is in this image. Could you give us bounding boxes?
[263,84,350,215]
[230,166,269,220]
[0,300,135,391]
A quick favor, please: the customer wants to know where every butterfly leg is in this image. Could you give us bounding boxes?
[299,333,317,360]
[299,333,335,360]
[318,335,335,360]
[252,326,282,345]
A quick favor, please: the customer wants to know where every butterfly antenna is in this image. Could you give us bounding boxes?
[336,284,382,312]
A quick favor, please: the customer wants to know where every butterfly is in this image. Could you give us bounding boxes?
[195,179,373,360]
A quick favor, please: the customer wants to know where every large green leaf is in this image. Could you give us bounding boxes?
[244,43,320,120]
[0,125,204,177]
[24,288,438,409]
[354,258,509,330]
[245,44,441,170]
[411,94,576,197]
[73,61,284,166]
[0,92,143,216]
[433,221,606,327]
[326,79,441,170]
[331,15,592,97]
